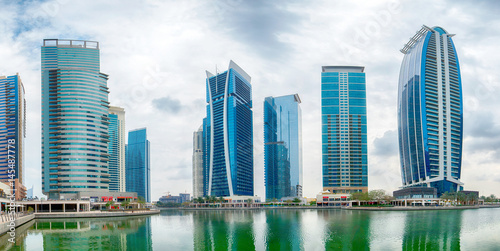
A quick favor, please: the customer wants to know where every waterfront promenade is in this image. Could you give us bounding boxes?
[0,209,160,237]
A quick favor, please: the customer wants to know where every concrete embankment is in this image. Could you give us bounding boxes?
[34,210,160,219]
[0,214,35,237]
[344,206,480,211]
[479,204,500,208]
[160,206,341,211]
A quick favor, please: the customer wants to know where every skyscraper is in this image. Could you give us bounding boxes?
[109,106,126,192]
[264,94,303,200]
[321,66,368,194]
[205,60,253,197]
[41,39,110,199]
[192,125,204,199]
[398,25,463,195]
[0,74,26,200]
[126,128,151,202]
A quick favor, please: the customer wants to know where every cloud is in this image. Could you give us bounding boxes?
[372,130,398,157]
[207,0,304,60]
[152,96,183,114]
[2,0,500,200]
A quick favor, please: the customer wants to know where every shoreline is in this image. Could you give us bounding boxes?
[157,205,499,211]
[0,209,160,237]
[34,209,160,219]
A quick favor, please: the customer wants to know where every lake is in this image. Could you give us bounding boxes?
[2,208,500,250]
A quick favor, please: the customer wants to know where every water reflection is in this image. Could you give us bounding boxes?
[402,210,462,250]
[23,216,152,250]
[192,210,256,250]
[318,209,370,250]
[4,208,499,250]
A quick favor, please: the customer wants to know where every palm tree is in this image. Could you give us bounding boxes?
[121,199,130,209]
[137,196,146,208]
[105,200,115,210]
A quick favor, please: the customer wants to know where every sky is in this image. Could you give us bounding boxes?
[1,0,499,200]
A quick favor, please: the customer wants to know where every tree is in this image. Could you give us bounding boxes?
[105,200,115,210]
[382,195,394,204]
[368,189,386,205]
[351,192,369,201]
[121,199,130,209]
[218,196,225,204]
[293,198,302,204]
[137,196,146,208]
[246,198,253,207]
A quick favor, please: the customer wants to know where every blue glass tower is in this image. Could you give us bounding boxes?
[108,106,125,192]
[41,39,110,199]
[264,94,303,200]
[398,25,463,196]
[205,60,253,197]
[126,128,151,202]
[321,66,368,194]
[0,74,25,186]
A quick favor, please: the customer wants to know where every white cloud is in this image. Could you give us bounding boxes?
[1,0,499,200]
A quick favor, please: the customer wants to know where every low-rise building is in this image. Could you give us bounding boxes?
[392,187,439,206]
[316,191,352,207]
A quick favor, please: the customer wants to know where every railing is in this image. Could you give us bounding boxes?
[0,211,33,223]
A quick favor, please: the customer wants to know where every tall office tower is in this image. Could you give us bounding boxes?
[0,74,26,199]
[109,106,126,192]
[264,94,303,200]
[398,25,463,196]
[205,60,253,197]
[192,125,204,199]
[321,66,368,194]
[126,128,151,202]
[41,39,110,199]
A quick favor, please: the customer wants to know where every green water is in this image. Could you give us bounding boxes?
[2,208,500,250]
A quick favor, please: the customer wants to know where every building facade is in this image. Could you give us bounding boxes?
[205,60,253,197]
[108,106,126,192]
[126,128,151,202]
[41,39,110,199]
[0,74,26,200]
[321,66,368,194]
[264,94,303,201]
[398,25,463,196]
[192,125,204,199]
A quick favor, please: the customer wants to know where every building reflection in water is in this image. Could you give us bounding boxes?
[264,210,303,250]
[402,210,462,250]
[318,209,370,250]
[28,216,152,250]
[192,210,257,250]
[192,209,305,250]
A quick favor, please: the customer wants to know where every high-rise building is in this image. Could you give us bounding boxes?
[264,94,303,200]
[0,74,25,182]
[41,39,110,199]
[126,128,151,202]
[109,106,126,192]
[205,60,253,197]
[398,25,463,196]
[0,74,26,201]
[192,125,204,199]
[321,66,368,194]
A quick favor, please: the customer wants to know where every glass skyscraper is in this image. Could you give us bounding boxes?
[126,128,151,202]
[192,125,204,199]
[264,94,303,200]
[0,74,26,188]
[398,25,463,196]
[321,66,368,194]
[205,60,253,197]
[109,106,126,192]
[41,39,110,199]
